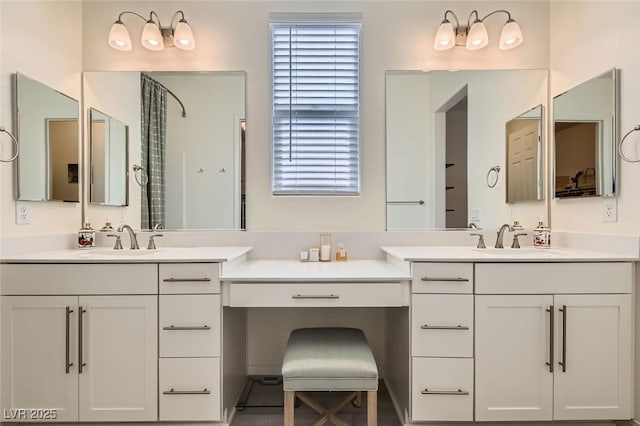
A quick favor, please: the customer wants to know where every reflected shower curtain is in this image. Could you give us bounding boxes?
[141,74,167,229]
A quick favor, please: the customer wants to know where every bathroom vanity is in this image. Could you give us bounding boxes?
[0,246,635,425]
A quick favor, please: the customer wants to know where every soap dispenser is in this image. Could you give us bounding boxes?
[78,219,96,249]
[533,218,550,248]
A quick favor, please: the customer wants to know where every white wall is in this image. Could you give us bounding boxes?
[0,1,83,237]
[549,1,640,234]
[82,0,550,231]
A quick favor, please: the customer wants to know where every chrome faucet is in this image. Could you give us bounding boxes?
[468,222,479,229]
[117,224,140,250]
[495,223,514,248]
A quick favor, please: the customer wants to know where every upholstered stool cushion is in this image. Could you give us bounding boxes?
[282,327,379,392]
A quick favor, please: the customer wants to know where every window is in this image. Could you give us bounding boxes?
[271,21,361,195]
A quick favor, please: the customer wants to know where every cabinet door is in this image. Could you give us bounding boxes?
[78,295,157,421]
[475,295,553,421]
[553,294,632,420]
[1,296,78,422]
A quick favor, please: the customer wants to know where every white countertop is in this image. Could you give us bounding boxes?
[381,246,639,262]
[1,246,253,263]
[221,259,412,282]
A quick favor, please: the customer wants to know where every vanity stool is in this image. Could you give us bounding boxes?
[282,327,378,426]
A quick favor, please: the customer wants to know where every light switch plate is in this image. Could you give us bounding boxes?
[470,208,481,221]
[602,197,617,223]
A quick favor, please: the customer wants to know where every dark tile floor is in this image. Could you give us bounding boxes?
[231,379,401,426]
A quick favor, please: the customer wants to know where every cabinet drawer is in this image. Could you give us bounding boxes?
[160,295,220,357]
[411,294,473,357]
[1,264,157,295]
[412,263,473,294]
[228,282,404,307]
[411,357,473,422]
[159,263,220,294]
[159,357,220,421]
[475,262,633,294]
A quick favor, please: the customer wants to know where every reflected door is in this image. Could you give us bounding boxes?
[508,121,540,202]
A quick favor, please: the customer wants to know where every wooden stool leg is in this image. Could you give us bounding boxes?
[367,391,377,426]
[284,390,295,426]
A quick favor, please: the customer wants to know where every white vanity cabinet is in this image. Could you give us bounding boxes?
[409,263,474,422]
[475,263,633,422]
[1,264,158,422]
[158,263,222,422]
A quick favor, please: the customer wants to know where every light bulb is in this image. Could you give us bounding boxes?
[173,20,195,50]
[466,20,488,50]
[499,19,523,50]
[433,19,455,51]
[108,20,132,51]
[141,21,164,51]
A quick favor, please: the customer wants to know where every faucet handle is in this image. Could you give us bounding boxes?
[470,233,486,249]
[107,234,123,250]
[147,234,163,250]
[511,233,528,249]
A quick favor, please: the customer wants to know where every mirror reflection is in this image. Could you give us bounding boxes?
[386,69,548,230]
[15,73,79,202]
[89,108,128,206]
[83,71,246,230]
[553,68,618,198]
[506,105,543,203]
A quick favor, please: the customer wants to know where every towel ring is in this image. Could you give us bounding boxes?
[0,125,20,162]
[618,124,640,163]
[486,166,501,188]
[132,164,148,186]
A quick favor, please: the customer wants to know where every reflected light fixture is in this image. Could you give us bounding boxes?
[108,10,195,52]
[433,9,523,51]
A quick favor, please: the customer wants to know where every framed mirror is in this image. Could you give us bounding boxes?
[553,68,618,199]
[89,108,128,206]
[83,71,246,230]
[386,69,548,230]
[15,73,79,202]
[506,104,544,203]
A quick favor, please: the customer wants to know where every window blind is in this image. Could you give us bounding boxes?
[271,22,361,195]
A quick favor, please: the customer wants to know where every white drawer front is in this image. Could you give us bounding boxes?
[412,263,473,294]
[475,262,633,294]
[229,282,404,307]
[160,295,220,357]
[412,357,473,422]
[159,263,220,294]
[159,357,220,421]
[411,294,473,357]
[1,264,157,295]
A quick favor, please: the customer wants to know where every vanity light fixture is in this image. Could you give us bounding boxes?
[108,10,195,52]
[433,9,523,51]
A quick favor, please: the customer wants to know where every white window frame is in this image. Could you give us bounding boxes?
[271,18,361,196]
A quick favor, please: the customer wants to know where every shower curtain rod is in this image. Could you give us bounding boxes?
[143,73,187,118]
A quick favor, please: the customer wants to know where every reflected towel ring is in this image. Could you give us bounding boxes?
[618,124,640,163]
[0,125,20,162]
[486,166,501,188]
[132,164,148,186]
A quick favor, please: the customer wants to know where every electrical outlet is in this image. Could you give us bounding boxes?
[602,198,617,223]
[15,202,31,225]
[470,208,481,221]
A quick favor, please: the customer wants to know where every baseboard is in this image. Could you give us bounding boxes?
[383,378,407,425]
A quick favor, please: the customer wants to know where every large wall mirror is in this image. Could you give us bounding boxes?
[15,73,79,202]
[83,71,246,230]
[386,69,548,230]
[89,108,128,206]
[553,68,618,199]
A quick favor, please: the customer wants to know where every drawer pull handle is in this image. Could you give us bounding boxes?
[421,388,469,396]
[78,307,87,374]
[559,305,567,372]
[163,277,211,283]
[65,306,74,374]
[420,324,469,330]
[421,277,469,282]
[163,325,211,331]
[163,388,211,395]
[546,305,554,373]
[292,294,340,299]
